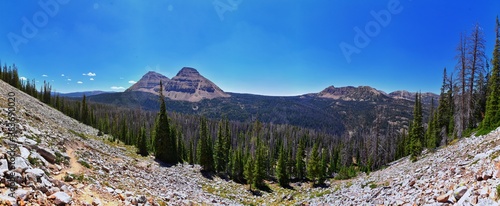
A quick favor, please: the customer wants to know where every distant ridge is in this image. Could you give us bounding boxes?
[317,85,438,104]
[59,91,116,98]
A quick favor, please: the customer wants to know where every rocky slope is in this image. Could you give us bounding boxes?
[126,68,230,102]
[302,129,500,205]
[0,80,237,205]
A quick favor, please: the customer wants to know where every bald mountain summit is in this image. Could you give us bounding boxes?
[126,67,230,102]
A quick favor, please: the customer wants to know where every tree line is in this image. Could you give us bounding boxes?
[399,17,500,161]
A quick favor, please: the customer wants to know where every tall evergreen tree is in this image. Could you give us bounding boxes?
[307,143,321,185]
[295,137,306,180]
[410,93,424,161]
[482,17,500,131]
[318,148,328,185]
[276,144,289,187]
[244,156,254,190]
[81,95,89,125]
[197,117,214,172]
[137,124,149,156]
[154,81,176,164]
[425,98,438,149]
[252,140,267,189]
[214,120,226,173]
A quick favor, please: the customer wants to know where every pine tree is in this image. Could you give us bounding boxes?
[214,120,226,173]
[137,124,149,156]
[187,140,194,164]
[81,95,89,125]
[482,17,500,131]
[295,137,306,181]
[223,119,231,173]
[154,81,175,164]
[230,147,244,183]
[425,98,437,149]
[318,148,328,185]
[244,156,254,190]
[410,93,424,161]
[197,117,214,172]
[437,68,452,143]
[307,143,321,185]
[276,144,289,187]
[252,140,266,189]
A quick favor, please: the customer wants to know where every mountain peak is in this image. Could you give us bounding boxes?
[126,68,230,102]
[319,85,387,101]
[176,67,200,76]
[125,71,170,93]
[166,67,230,102]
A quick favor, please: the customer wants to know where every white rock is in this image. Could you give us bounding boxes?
[19,146,30,159]
[14,157,29,170]
[51,191,72,205]
[26,168,45,177]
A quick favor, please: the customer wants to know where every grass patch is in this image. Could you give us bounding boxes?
[64,173,86,182]
[491,151,500,160]
[497,184,500,201]
[476,128,494,136]
[55,151,69,165]
[28,156,42,166]
[78,160,92,169]
[309,190,330,199]
[69,129,88,140]
[369,183,378,189]
[449,138,460,145]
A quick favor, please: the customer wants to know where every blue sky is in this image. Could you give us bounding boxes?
[0,1,499,95]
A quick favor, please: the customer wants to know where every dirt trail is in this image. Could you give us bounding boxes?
[54,148,82,180]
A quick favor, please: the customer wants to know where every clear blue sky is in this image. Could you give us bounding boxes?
[0,1,499,95]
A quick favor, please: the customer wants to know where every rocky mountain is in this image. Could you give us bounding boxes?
[164,67,230,102]
[126,68,230,102]
[389,90,440,105]
[317,86,439,104]
[317,85,390,102]
[125,71,171,94]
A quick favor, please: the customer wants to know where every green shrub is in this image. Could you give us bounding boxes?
[335,166,358,180]
[78,160,92,169]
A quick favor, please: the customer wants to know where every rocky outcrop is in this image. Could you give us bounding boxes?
[318,85,389,101]
[164,67,230,102]
[389,90,439,104]
[126,68,230,102]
